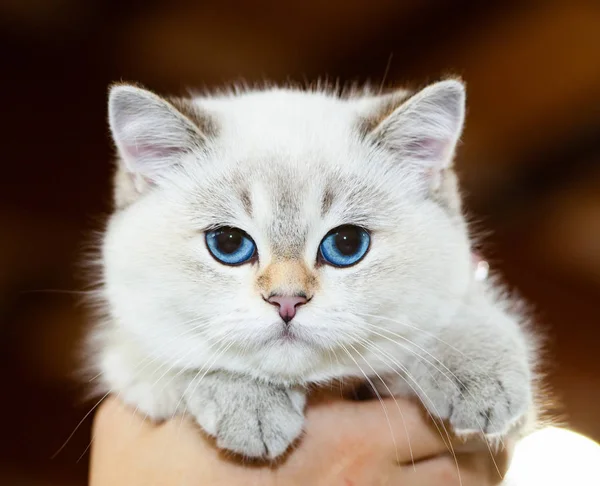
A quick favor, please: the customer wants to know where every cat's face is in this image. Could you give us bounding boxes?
[102,81,473,384]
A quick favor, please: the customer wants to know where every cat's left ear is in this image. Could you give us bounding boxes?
[367,80,465,191]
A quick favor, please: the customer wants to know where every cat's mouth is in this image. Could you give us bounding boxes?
[266,322,313,346]
[277,326,298,342]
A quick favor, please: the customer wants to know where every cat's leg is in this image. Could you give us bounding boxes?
[182,372,307,459]
[97,335,186,421]
[387,295,534,441]
[96,331,306,459]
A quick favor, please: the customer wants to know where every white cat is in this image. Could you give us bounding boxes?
[90,79,538,459]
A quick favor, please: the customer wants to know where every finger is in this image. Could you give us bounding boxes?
[92,396,151,441]
[395,452,506,486]
[304,397,454,462]
[91,398,269,486]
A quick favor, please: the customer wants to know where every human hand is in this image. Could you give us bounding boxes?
[89,394,513,486]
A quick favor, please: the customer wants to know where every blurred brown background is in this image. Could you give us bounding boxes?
[1,1,599,484]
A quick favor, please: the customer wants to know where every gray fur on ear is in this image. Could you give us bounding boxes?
[370,80,466,189]
[108,85,206,198]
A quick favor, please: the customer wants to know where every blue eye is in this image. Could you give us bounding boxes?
[205,227,256,265]
[319,225,370,267]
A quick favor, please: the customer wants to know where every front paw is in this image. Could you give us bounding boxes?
[416,361,532,439]
[183,374,306,460]
[216,386,305,459]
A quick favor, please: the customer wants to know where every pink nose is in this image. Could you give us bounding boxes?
[267,294,308,323]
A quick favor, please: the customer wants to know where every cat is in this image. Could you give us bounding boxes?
[89,78,538,460]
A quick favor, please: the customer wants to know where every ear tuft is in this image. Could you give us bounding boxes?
[108,85,206,182]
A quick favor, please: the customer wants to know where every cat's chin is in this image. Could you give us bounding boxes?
[241,340,330,383]
[248,321,327,349]
[266,324,313,346]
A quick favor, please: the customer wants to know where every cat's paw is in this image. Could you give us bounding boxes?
[183,374,306,460]
[416,359,532,439]
[213,387,305,459]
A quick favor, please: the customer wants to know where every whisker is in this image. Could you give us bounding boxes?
[355,331,503,482]
[87,371,103,383]
[20,289,98,296]
[328,344,346,398]
[363,322,507,454]
[345,340,415,469]
[338,343,400,464]
[175,339,236,442]
[88,314,224,388]
[378,52,394,94]
[51,390,111,459]
[355,307,518,398]
[154,329,237,399]
[80,324,234,463]
[351,338,463,486]
[349,313,506,443]
[338,329,455,452]
[76,439,93,463]
[361,313,506,387]
[353,311,469,359]
[324,346,337,394]
[175,337,236,421]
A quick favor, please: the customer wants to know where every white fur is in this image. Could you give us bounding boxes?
[91,80,536,459]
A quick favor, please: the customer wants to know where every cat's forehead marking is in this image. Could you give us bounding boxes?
[268,203,307,259]
[246,171,310,258]
[321,186,335,217]
[239,188,253,217]
[240,163,390,241]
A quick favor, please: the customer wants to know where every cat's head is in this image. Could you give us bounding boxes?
[101,80,474,384]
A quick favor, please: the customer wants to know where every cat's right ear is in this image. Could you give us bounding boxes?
[108,85,207,203]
